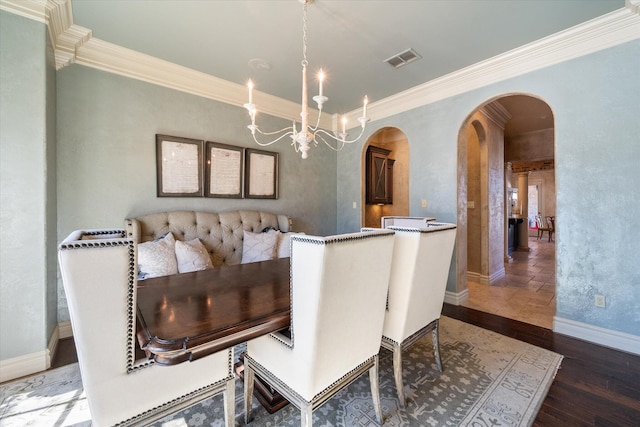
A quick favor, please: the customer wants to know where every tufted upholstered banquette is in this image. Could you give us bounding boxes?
[125,210,291,267]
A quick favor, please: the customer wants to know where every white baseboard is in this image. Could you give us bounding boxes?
[445,288,469,305]
[0,322,73,383]
[47,324,59,367]
[59,321,73,339]
[467,269,505,285]
[467,272,480,283]
[0,348,48,383]
[554,316,640,355]
[489,268,506,284]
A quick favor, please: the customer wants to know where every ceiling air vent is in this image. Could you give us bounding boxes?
[384,48,421,69]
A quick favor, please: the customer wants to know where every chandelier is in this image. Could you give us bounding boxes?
[243,0,369,159]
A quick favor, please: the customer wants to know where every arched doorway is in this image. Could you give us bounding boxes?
[361,127,410,228]
[457,94,556,328]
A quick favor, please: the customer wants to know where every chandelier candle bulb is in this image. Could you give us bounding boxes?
[363,95,368,119]
[301,64,308,130]
[244,0,368,158]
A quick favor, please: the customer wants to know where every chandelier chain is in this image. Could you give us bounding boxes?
[302,1,308,67]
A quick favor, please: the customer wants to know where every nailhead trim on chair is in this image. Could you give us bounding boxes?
[268,231,397,350]
[61,230,236,425]
[245,353,377,407]
[59,230,154,373]
[290,229,394,246]
[310,355,377,404]
[114,352,234,427]
[267,254,295,349]
[387,223,457,233]
[381,318,440,351]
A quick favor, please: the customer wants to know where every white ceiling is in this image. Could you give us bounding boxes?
[70,0,625,116]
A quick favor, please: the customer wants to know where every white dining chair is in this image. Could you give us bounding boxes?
[243,230,395,427]
[380,223,457,406]
[58,229,235,427]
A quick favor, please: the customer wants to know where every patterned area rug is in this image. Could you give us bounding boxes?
[0,316,562,426]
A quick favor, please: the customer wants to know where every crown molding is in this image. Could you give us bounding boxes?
[362,5,640,123]
[3,0,639,130]
[0,0,47,23]
[0,0,48,24]
[0,0,331,129]
[364,9,640,123]
[73,37,332,130]
[479,102,512,128]
[0,0,92,68]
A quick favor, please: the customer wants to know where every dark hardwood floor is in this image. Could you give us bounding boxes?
[52,304,640,426]
[442,304,640,426]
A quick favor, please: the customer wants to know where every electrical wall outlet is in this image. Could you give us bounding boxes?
[421,199,427,208]
[595,294,606,308]
[353,201,357,209]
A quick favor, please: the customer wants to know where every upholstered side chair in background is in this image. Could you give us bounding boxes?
[58,229,235,427]
[243,230,396,427]
[380,223,457,406]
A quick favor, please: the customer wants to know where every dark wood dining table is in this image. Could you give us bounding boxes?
[136,257,291,366]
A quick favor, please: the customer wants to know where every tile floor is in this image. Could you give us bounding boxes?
[461,234,556,329]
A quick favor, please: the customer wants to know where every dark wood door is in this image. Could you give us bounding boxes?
[366,145,393,204]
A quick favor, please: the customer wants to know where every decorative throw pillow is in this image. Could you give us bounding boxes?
[137,232,178,280]
[242,230,279,264]
[276,232,305,258]
[175,238,214,273]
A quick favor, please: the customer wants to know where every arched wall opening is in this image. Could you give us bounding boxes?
[361,127,410,228]
[456,94,556,320]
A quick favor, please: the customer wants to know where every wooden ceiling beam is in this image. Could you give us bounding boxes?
[511,159,554,173]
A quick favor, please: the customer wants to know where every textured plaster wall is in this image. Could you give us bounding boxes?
[337,39,640,337]
[56,65,337,322]
[364,128,410,227]
[465,112,506,281]
[550,40,640,336]
[506,128,554,161]
[0,12,56,360]
[466,125,481,274]
[45,17,58,346]
[485,115,506,280]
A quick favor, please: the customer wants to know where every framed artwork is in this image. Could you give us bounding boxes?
[244,148,278,199]
[156,134,204,197]
[205,141,243,198]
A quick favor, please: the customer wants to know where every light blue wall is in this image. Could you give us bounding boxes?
[0,11,57,360]
[56,65,338,321]
[337,40,640,337]
[45,15,59,348]
[1,9,637,366]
